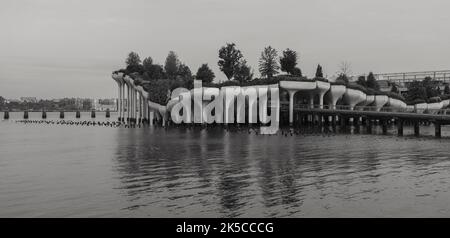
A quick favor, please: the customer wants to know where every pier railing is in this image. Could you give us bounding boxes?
[281,103,450,115]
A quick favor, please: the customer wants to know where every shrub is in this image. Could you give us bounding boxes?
[384,91,405,101]
[407,98,426,105]
[427,97,442,103]
[439,94,450,100]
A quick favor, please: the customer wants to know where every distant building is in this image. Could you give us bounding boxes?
[94,98,117,111]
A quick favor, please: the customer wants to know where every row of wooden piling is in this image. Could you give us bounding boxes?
[285,111,444,138]
[2,109,111,120]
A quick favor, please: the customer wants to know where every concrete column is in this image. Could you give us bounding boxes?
[435,122,441,138]
[319,93,325,109]
[382,120,388,135]
[414,121,420,136]
[139,94,143,123]
[397,119,403,136]
[117,83,121,121]
[121,83,125,121]
[367,118,372,134]
[353,116,360,127]
[288,90,296,126]
[309,94,314,108]
[134,89,137,122]
[149,110,154,126]
[127,84,130,122]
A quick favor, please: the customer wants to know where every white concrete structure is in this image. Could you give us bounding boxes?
[113,73,450,127]
[324,85,346,109]
[372,95,389,111]
[316,81,330,109]
[343,88,366,110]
[414,103,428,113]
[279,81,316,124]
[112,72,125,121]
[356,95,375,109]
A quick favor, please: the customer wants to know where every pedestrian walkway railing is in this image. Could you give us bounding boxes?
[280,103,450,115]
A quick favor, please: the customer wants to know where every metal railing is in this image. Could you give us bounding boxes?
[374,70,450,83]
[281,103,450,115]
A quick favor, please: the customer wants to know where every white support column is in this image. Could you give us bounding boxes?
[139,94,143,122]
[134,89,137,121]
[133,89,137,122]
[121,83,125,121]
[309,94,314,108]
[288,90,296,125]
[127,84,131,121]
[131,88,134,122]
[117,83,121,121]
[319,93,325,109]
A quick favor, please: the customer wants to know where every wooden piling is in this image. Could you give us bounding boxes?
[414,121,420,137]
[397,119,403,136]
[435,122,441,138]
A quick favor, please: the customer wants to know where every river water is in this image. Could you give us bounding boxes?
[1,111,450,217]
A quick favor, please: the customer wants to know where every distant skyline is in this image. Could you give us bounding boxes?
[1,0,450,99]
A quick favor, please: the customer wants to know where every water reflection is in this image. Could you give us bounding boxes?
[3,117,450,217]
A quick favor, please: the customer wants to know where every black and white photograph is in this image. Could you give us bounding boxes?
[2,0,450,230]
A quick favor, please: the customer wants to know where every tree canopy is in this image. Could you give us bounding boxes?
[366,72,379,90]
[315,64,323,78]
[234,60,253,83]
[405,77,441,102]
[126,52,141,67]
[196,64,215,83]
[356,75,366,87]
[280,49,298,75]
[218,43,243,80]
[258,46,279,78]
[165,51,180,79]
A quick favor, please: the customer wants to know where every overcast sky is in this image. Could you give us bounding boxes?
[1,0,450,99]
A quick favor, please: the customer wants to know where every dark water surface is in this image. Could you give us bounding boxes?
[1,112,450,217]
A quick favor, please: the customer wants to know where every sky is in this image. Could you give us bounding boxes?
[1,0,450,99]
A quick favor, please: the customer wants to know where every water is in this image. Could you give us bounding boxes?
[1,111,450,217]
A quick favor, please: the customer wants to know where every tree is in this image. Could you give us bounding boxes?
[258,46,279,78]
[292,67,302,77]
[196,64,215,83]
[0,96,4,110]
[218,43,243,80]
[337,61,352,77]
[444,84,450,95]
[315,64,323,78]
[177,63,192,80]
[356,75,366,87]
[234,60,253,83]
[423,76,440,98]
[391,83,399,93]
[406,81,427,101]
[144,64,165,80]
[366,72,379,90]
[126,52,141,67]
[280,48,298,75]
[336,74,349,84]
[142,57,153,72]
[165,51,180,79]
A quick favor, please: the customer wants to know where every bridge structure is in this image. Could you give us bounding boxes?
[280,103,450,138]
[374,70,450,84]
